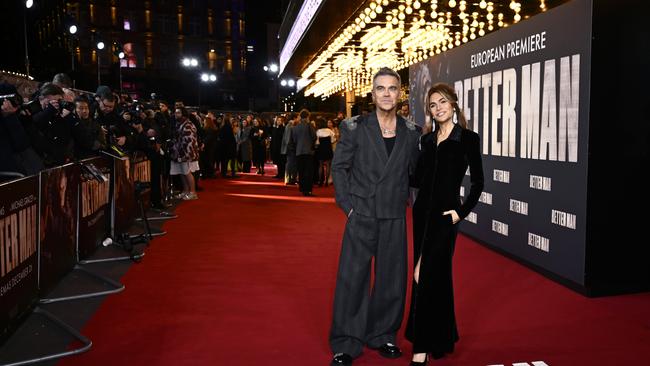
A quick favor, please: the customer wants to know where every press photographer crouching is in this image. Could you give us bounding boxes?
[27,82,76,167]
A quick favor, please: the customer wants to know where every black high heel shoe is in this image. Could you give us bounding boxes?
[409,354,428,365]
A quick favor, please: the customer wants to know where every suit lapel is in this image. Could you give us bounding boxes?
[365,112,389,164]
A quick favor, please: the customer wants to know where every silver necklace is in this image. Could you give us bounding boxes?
[379,122,396,134]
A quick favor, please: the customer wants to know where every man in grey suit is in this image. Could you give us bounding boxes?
[289,109,317,196]
[329,67,421,366]
[281,113,298,185]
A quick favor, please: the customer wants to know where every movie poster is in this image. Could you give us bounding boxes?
[0,176,39,341]
[113,156,135,236]
[39,164,80,294]
[78,157,112,260]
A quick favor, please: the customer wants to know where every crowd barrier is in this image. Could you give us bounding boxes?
[0,153,153,361]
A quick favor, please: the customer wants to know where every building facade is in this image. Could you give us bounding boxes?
[32,0,247,108]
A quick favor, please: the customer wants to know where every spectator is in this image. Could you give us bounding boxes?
[169,107,199,200]
[315,117,336,187]
[270,115,286,179]
[201,113,219,179]
[250,117,267,175]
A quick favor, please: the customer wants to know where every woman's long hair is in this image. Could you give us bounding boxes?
[426,82,468,132]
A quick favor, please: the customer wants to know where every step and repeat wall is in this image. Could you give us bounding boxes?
[409,0,592,287]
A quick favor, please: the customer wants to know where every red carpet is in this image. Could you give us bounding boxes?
[61,169,650,366]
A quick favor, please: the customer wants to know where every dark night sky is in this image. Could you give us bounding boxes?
[0,1,29,74]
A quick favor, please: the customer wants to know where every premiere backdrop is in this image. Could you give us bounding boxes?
[409,0,592,286]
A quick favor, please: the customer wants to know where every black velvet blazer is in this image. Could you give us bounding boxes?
[412,124,484,222]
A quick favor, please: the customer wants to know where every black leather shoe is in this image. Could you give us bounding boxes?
[330,353,353,366]
[374,343,402,359]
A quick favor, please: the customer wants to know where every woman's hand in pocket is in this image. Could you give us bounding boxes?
[443,210,460,224]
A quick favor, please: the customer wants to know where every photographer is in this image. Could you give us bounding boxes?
[1,83,35,176]
[72,96,106,159]
[93,87,121,136]
[29,82,75,167]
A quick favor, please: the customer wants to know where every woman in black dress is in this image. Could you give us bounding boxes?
[250,117,267,174]
[406,83,484,365]
[314,117,335,186]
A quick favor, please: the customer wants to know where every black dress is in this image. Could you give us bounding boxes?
[405,124,484,357]
[316,135,333,161]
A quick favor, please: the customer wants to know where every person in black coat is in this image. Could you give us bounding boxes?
[29,83,75,167]
[72,97,105,159]
[329,68,422,366]
[250,117,267,174]
[289,109,317,196]
[218,118,238,177]
[1,85,33,177]
[201,113,219,178]
[405,83,484,364]
[270,115,286,178]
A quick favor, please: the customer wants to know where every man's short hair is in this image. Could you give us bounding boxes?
[95,85,112,99]
[52,73,73,89]
[39,82,64,97]
[372,67,401,87]
[74,96,89,105]
[99,93,117,103]
[299,109,310,120]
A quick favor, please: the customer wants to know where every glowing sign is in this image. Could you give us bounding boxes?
[279,0,324,75]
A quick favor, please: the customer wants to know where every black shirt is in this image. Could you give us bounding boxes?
[384,136,396,156]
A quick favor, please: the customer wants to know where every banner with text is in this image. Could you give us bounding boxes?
[409,0,591,285]
[0,176,38,341]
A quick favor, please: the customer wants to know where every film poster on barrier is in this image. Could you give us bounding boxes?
[0,176,39,341]
[131,154,151,208]
[78,157,112,260]
[113,156,135,236]
[39,164,80,295]
[409,0,591,287]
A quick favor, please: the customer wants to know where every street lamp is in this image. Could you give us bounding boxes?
[116,44,125,94]
[94,33,105,86]
[198,72,217,106]
[182,57,198,68]
[23,1,35,78]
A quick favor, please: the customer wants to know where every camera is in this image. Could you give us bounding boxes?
[60,100,75,112]
[0,93,22,108]
[20,100,42,115]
